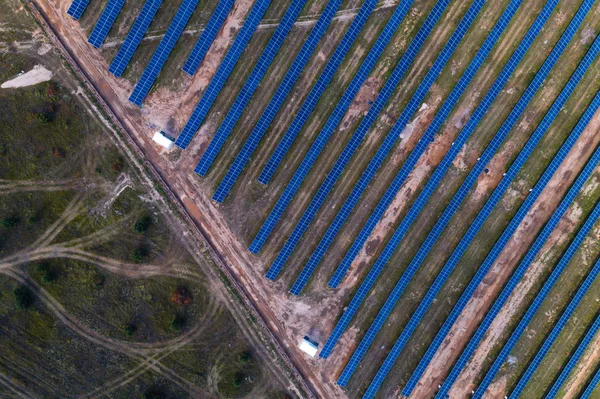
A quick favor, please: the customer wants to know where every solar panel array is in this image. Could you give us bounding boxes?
[476,239,600,399]
[88,0,126,48]
[434,89,600,399]
[532,310,600,398]
[67,0,91,20]
[290,0,522,295]
[129,0,199,106]
[255,0,379,186]
[183,0,235,76]
[364,15,593,395]
[175,0,272,149]
[194,0,307,175]
[213,0,343,202]
[248,0,380,253]
[400,16,599,396]
[109,0,163,77]
[265,0,446,283]
[319,0,559,361]
[329,0,525,380]
[581,365,600,398]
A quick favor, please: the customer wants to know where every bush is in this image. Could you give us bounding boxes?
[134,215,152,233]
[123,324,136,337]
[239,351,252,364]
[169,314,186,332]
[13,286,34,309]
[143,387,166,399]
[232,372,245,387]
[1,217,20,228]
[130,247,149,263]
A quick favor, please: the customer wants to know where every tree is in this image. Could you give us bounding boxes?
[13,286,34,309]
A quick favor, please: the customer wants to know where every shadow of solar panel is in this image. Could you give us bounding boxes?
[213,0,344,202]
[129,0,199,106]
[175,0,272,149]
[435,88,600,399]
[88,0,126,48]
[194,0,307,175]
[109,0,163,77]
[183,0,235,76]
[255,0,379,186]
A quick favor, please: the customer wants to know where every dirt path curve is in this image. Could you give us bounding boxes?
[2,269,215,398]
[0,245,202,281]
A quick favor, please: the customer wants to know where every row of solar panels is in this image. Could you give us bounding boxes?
[68,0,236,106]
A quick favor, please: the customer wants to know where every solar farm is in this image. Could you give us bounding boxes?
[35,0,600,397]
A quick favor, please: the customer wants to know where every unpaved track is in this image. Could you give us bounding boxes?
[1,269,213,398]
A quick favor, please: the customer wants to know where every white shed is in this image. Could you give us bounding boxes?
[152,131,174,150]
[298,337,318,357]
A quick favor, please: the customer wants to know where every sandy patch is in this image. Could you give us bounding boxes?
[1,64,52,88]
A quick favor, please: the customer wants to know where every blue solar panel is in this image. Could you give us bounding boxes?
[129,0,199,106]
[109,0,163,77]
[358,15,596,398]
[248,0,380,253]
[264,0,448,284]
[255,0,379,186]
[400,16,600,397]
[194,0,307,175]
[213,0,343,201]
[289,0,522,295]
[88,0,126,48]
[318,0,559,362]
[475,227,600,399]
[67,0,91,20]
[536,315,600,399]
[581,363,600,399]
[327,0,561,289]
[175,0,272,149]
[183,0,235,76]
[434,89,600,399]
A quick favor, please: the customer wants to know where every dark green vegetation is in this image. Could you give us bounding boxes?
[0,0,290,397]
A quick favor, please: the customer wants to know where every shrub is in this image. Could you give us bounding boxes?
[134,215,152,233]
[169,314,185,332]
[130,247,149,263]
[169,286,192,306]
[1,217,20,228]
[239,351,252,364]
[13,286,34,309]
[124,324,136,337]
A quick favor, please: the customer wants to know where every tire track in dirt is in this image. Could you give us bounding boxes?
[28,191,86,251]
[2,269,216,398]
